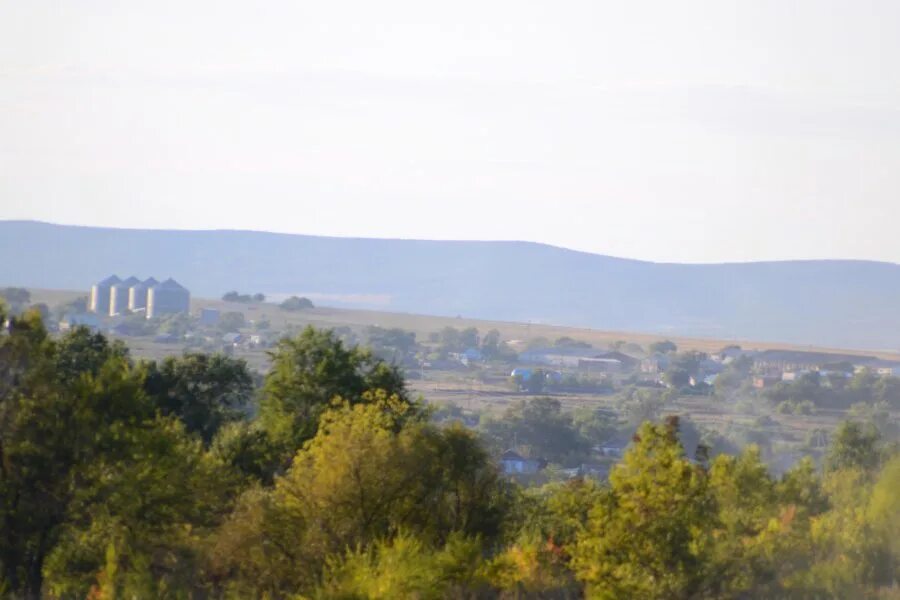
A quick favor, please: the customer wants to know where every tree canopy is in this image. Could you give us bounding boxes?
[0,308,897,598]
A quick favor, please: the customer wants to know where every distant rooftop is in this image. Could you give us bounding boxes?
[154,278,187,291]
[500,449,526,461]
[117,276,140,286]
[96,275,121,286]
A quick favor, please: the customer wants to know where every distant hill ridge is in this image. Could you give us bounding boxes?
[2,220,898,350]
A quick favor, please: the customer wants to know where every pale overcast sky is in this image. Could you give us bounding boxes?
[2,0,899,263]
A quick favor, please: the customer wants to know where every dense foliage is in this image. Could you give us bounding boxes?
[0,306,897,598]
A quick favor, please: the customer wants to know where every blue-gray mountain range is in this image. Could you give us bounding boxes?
[2,220,898,350]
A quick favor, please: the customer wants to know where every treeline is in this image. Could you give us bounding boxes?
[764,369,900,411]
[0,306,898,598]
[221,291,265,303]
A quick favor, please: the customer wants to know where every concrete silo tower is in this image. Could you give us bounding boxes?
[128,276,158,312]
[89,275,121,314]
[110,276,140,316]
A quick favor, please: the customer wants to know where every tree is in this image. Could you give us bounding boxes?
[30,303,50,321]
[42,418,236,598]
[479,329,520,362]
[317,532,488,599]
[554,336,590,349]
[367,326,417,359]
[52,296,89,321]
[0,315,156,596]
[218,311,246,332]
[115,312,157,336]
[572,418,715,599]
[616,386,664,427]
[258,327,413,456]
[222,291,260,303]
[648,340,677,354]
[210,397,506,597]
[571,407,619,447]
[704,446,789,597]
[142,353,255,444]
[480,397,587,464]
[794,455,897,596]
[523,368,546,394]
[825,420,882,473]
[481,329,501,357]
[439,327,478,354]
[279,296,314,311]
[0,287,30,313]
[873,375,900,409]
[210,421,282,485]
[54,325,130,383]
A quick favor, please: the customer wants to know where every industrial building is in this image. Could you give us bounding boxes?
[88,275,190,318]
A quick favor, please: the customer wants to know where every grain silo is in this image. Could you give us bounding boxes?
[146,278,190,319]
[89,275,121,314]
[110,276,140,316]
[128,276,158,312]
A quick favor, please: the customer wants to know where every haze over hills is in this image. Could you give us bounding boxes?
[3,220,899,350]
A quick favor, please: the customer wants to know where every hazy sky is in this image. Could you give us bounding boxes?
[2,0,899,263]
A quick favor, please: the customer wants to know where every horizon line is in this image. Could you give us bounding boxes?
[3,218,898,268]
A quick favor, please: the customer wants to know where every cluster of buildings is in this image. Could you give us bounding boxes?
[517,347,640,372]
[89,275,190,319]
[502,343,900,393]
[746,349,900,388]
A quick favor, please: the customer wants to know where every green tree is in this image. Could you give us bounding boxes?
[210,421,282,485]
[54,325,129,383]
[218,311,246,332]
[439,327,478,353]
[0,287,30,313]
[0,315,154,596]
[366,326,417,360]
[826,420,882,473]
[480,329,502,358]
[616,386,665,427]
[480,397,587,464]
[571,407,619,447]
[648,340,677,354]
[259,327,413,457]
[279,295,314,311]
[142,353,254,444]
[523,368,546,394]
[43,418,237,598]
[51,296,89,322]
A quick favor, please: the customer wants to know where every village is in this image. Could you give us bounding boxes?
[7,280,896,485]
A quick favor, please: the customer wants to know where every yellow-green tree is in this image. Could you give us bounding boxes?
[259,327,416,463]
[572,418,716,599]
[209,394,508,597]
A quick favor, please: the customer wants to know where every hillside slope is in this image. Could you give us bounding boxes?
[2,220,898,349]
